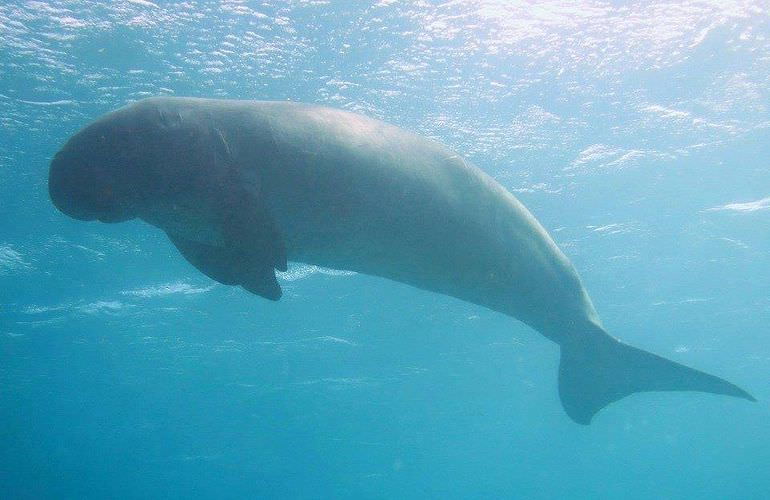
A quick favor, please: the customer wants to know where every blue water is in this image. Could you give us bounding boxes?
[2,1,769,498]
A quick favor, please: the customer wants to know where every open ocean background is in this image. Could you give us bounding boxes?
[1,1,769,498]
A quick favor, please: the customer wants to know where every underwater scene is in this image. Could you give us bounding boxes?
[1,1,769,498]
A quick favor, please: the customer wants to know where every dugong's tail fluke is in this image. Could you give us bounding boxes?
[558,324,756,425]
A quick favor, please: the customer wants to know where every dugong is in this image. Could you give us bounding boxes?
[48,97,754,424]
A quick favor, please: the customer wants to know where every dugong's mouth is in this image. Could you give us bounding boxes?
[48,150,133,223]
[98,213,133,223]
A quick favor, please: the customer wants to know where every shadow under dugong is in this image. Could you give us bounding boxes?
[48,97,755,424]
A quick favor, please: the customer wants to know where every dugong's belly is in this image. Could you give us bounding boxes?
[242,103,596,332]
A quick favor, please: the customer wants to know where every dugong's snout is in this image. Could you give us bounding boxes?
[49,150,133,223]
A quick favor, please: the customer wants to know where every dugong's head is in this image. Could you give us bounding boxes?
[49,97,228,225]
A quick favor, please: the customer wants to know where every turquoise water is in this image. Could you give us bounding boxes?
[2,1,769,498]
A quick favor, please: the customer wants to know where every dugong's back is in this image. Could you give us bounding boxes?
[49,96,755,424]
[214,99,595,334]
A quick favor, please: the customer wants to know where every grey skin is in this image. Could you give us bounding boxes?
[49,97,755,424]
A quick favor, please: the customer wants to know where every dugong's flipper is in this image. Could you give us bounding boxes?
[559,323,757,424]
[166,185,287,301]
[168,235,283,300]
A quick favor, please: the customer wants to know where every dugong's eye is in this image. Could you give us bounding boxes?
[100,185,114,202]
